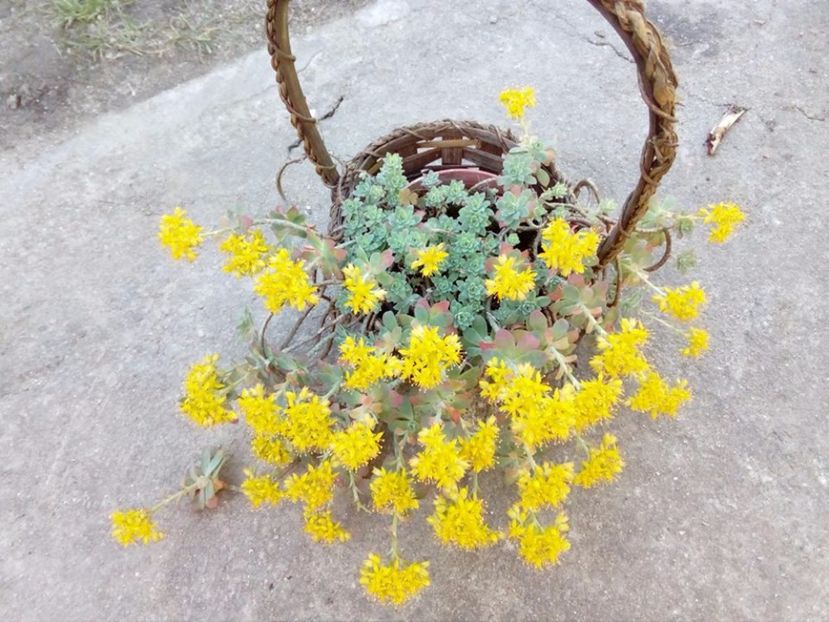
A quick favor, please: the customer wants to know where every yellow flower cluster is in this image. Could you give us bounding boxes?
[573,434,624,488]
[573,376,623,432]
[428,487,500,550]
[653,282,707,322]
[251,435,292,466]
[485,254,536,301]
[238,384,281,436]
[303,509,350,544]
[331,422,382,471]
[342,263,386,314]
[698,202,745,243]
[410,423,468,492]
[516,462,574,511]
[284,460,336,511]
[480,359,574,449]
[281,388,334,452]
[458,416,499,472]
[508,508,571,569]
[241,470,283,508]
[627,372,692,419]
[399,325,462,389]
[590,318,650,378]
[254,248,319,313]
[111,509,164,546]
[180,354,236,427]
[370,468,419,516]
[359,554,431,606]
[682,327,710,358]
[219,230,270,277]
[499,86,536,120]
[338,336,401,391]
[539,219,600,277]
[158,207,203,262]
[411,243,449,277]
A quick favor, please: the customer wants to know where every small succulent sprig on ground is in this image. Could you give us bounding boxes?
[113,87,745,606]
[111,448,227,546]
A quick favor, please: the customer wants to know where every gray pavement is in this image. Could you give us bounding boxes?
[1,0,828,620]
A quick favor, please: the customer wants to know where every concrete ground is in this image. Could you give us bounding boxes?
[1,0,827,620]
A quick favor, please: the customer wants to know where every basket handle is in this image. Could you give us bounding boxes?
[265,0,678,266]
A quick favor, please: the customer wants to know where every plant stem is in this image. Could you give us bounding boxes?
[389,514,401,561]
[578,302,608,337]
[549,346,580,389]
[284,314,349,354]
[640,309,684,334]
[574,433,591,458]
[348,471,370,512]
[523,443,539,469]
[259,312,275,356]
[150,480,203,513]
[628,265,666,297]
[259,216,330,239]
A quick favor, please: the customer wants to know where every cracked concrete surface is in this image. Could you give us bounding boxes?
[1,0,828,620]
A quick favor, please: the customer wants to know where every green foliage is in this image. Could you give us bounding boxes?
[496,189,535,228]
[52,0,123,27]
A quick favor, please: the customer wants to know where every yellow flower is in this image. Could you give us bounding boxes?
[508,508,570,569]
[158,207,203,262]
[219,230,270,277]
[499,86,536,120]
[538,219,600,277]
[485,254,536,301]
[478,357,512,402]
[282,388,334,452]
[573,376,624,432]
[180,354,236,427]
[627,372,692,418]
[331,422,382,471]
[410,423,468,492]
[510,391,576,449]
[339,336,400,391]
[411,244,449,277]
[653,282,707,322]
[284,460,337,511]
[251,435,292,466]
[682,327,710,358]
[428,487,500,550]
[238,384,281,436]
[481,361,575,449]
[370,468,420,517]
[339,334,374,365]
[399,325,462,389]
[574,433,624,488]
[342,263,386,315]
[698,202,745,243]
[303,509,350,544]
[241,469,283,508]
[516,462,574,511]
[110,509,163,546]
[589,318,650,378]
[459,416,499,472]
[359,554,430,606]
[254,248,319,314]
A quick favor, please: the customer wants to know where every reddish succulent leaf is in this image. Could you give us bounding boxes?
[516,331,541,351]
[432,300,450,314]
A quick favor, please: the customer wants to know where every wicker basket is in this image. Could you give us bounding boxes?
[265,0,677,269]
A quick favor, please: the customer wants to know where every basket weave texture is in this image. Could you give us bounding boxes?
[265,0,678,268]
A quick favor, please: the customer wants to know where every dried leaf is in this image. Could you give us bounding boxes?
[706,106,747,155]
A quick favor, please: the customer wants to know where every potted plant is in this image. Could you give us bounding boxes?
[111,0,746,608]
